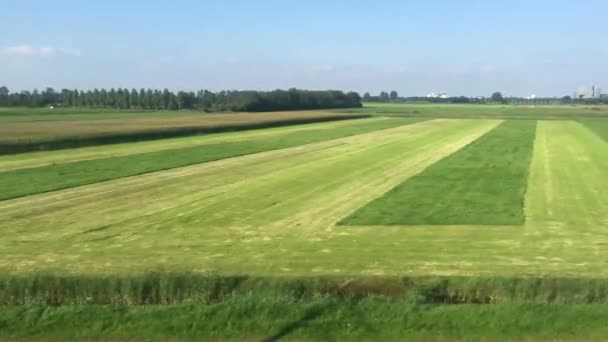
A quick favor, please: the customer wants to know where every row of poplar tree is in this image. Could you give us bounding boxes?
[0,87,362,112]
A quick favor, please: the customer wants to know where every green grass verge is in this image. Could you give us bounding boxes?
[341,120,537,225]
[3,302,608,341]
[3,274,608,305]
[3,275,608,340]
[0,118,423,200]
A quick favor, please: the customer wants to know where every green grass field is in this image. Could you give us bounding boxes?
[0,117,422,200]
[4,303,608,341]
[341,120,537,225]
[2,106,608,340]
[342,102,608,120]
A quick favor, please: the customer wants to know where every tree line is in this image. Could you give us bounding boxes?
[363,91,399,102]
[0,87,362,112]
[363,90,608,105]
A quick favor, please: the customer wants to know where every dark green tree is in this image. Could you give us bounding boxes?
[93,89,101,107]
[491,91,503,102]
[139,89,147,109]
[390,90,398,101]
[0,86,8,106]
[130,89,139,108]
[99,89,108,107]
[380,91,390,102]
[145,89,154,109]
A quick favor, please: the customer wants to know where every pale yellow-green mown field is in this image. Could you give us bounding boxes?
[0,117,392,172]
[1,119,607,277]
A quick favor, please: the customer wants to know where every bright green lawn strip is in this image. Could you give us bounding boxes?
[0,118,424,200]
[341,120,537,225]
[1,302,607,340]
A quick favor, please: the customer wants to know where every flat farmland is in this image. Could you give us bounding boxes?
[0,109,366,153]
[346,102,608,120]
[3,113,608,340]
[0,110,342,141]
[0,117,423,200]
[2,118,608,277]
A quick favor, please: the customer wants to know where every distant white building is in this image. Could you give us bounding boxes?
[592,86,602,99]
[576,85,602,99]
[426,92,448,99]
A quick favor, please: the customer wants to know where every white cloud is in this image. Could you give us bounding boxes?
[39,47,55,57]
[3,45,81,57]
[56,47,82,57]
[4,45,38,57]
[479,65,497,73]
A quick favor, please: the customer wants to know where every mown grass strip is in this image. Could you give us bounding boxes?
[340,103,608,120]
[579,119,608,142]
[2,303,608,340]
[0,113,369,154]
[341,120,537,225]
[0,118,424,201]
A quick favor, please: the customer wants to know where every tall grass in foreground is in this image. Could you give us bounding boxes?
[2,274,608,305]
[3,302,608,340]
[3,275,608,340]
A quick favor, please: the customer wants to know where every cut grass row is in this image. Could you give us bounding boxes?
[0,108,186,122]
[3,302,608,341]
[3,121,606,277]
[0,118,424,200]
[579,119,608,142]
[343,103,608,120]
[0,111,368,154]
[0,117,394,172]
[0,120,501,277]
[342,120,537,225]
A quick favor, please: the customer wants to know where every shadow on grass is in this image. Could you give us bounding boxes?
[260,303,331,342]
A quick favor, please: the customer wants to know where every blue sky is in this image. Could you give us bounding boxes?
[1,0,607,96]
